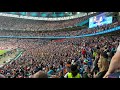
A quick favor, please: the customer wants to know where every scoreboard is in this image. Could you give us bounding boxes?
[89,13,113,28]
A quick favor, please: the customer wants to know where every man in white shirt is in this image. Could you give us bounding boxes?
[103,43,120,78]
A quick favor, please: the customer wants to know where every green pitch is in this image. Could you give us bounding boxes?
[0,50,7,55]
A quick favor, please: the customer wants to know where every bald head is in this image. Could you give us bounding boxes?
[0,74,5,78]
[31,71,48,78]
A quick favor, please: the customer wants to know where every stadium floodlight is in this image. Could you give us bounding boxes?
[77,12,80,14]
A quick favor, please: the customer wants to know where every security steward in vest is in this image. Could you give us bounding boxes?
[67,64,81,78]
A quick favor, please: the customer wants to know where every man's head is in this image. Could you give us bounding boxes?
[71,65,77,72]
[70,65,79,77]
[0,74,5,78]
[30,71,48,78]
[100,51,108,59]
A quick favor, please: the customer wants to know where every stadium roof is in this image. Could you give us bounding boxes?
[1,12,94,18]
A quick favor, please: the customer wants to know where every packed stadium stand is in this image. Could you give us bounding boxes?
[0,12,120,78]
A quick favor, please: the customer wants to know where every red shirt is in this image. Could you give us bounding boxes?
[82,49,86,55]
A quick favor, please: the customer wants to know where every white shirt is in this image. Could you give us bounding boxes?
[117,43,120,52]
[64,72,69,78]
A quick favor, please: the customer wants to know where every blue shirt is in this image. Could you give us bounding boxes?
[87,57,92,66]
[47,70,54,76]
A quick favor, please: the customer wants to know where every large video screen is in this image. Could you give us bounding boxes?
[89,13,113,28]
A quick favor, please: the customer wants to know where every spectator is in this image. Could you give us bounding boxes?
[30,71,48,78]
[66,65,81,78]
[94,51,109,78]
[47,66,54,77]
[82,66,92,78]
[91,51,100,76]
[0,74,5,78]
[103,43,120,78]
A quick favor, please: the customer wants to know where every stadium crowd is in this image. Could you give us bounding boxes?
[0,21,119,37]
[0,12,120,78]
[0,31,120,78]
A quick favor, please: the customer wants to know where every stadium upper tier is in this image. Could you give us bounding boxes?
[0,21,119,38]
[0,12,100,31]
